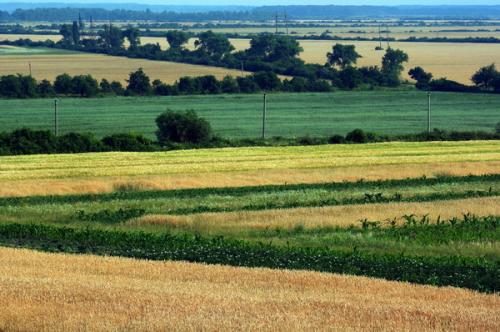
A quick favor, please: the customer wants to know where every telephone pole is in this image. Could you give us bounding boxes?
[262,93,267,139]
[275,13,279,34]
[54,99,59,136]
[427,92,431,133]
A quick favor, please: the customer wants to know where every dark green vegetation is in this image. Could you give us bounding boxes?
[0,217,497,293]
[2,90,499,138]
[0,170,498,291]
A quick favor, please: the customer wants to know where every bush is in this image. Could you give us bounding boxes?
[345,129,368,143]
[156,110,212,144]
[328,134,345,144]
[102,133,155,151]
[57,132,103,153]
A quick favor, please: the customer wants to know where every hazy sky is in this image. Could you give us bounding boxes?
[2,0,500,5]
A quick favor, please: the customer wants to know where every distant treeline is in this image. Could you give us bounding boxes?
[2,5,500,21]
[0,70,333,99]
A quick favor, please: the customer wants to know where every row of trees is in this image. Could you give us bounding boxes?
[409,64,500,93]
[50,25,410,89]
[0,69,334,99]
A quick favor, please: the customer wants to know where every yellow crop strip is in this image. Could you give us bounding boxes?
[0,247,498,331]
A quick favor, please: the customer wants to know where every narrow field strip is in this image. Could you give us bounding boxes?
[0,247,497,332]
[132,196,500,231]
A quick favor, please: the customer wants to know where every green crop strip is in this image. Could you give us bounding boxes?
[0,219,497,293]
[1,174,498,207]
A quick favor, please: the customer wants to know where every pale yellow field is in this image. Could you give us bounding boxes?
[2,33,499,83]
[0,51,250,84]
[0,141,498,197]
[0,247,498,331]
[133,196,500,231]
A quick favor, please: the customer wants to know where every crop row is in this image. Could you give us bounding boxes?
[0,220,497,293]
[1,174,498,207]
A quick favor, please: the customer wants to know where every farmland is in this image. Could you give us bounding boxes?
[1,91,500,138]
[0,46,249,84]
[1,247,498,331]
[2,33,500,83]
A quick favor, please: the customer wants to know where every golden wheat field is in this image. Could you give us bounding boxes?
[2,33,500,83]
[0,141,499,197]
[0,51,249,84]
[134,196,500,231]
[0,247,498,331]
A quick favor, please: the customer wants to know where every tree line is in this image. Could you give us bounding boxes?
[0,69,335,99]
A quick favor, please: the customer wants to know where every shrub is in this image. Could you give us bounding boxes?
[345,129,368,143]
[102,133,155,151]
[156,110,212,144]
[328,134,345,144]
[57,132,103,153]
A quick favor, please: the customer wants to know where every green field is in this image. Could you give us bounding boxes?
[1,90,499,138]
[0,45,75,56]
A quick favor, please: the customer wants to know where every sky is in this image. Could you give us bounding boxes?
[2,1,500,5]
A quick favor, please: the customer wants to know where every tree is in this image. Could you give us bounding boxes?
[381,48,409,86]
[471,64,499,90]
[247,34,303,62]
[408,66,433,90]
[166,30,189,50]
[110,81,125,95]
[54,73,73,94]
[251,71,281,91]
[37,79,55,97]
[345,129,368,143]
[327,44,361,69]
[126,68,151,95]
[70,75,99,97]
[156,110,212,144]
[220,76,240,93]
[123,27,141,49]
[0,75,22,98]
[194,31,234,60]
[78,13,85,30]
[99,78,112,93]
[71,21,80,45]
[59,24,73,45]
[98,24,124,50]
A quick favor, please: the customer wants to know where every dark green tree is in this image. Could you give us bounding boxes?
[156,110,212,144]
[126,68,151,95]
[381,48,409,86]
[471,64,499,90]
[408,66,433,90]
[123,27,141,49]
[166,30,190,50]
[194,31,234,60]
[71,20,80,45]
[327,44,361,69]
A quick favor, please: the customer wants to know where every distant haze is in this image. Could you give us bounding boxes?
[2,1,500,5]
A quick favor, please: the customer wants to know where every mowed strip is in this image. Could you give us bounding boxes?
[0,247,498,332]
[132,196,500,231]
[0,141,498,197]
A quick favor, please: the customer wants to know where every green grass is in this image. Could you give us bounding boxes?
[0,46,76,56]
[1,90,499,138]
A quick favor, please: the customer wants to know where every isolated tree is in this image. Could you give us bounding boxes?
[472,64,499,90]
[123,27,141,49]
[408,66,433,90]
[71,21,80,45]
[194,31,234,59]
[59,24,73,45]
[156,110,212,144]
[327,44,361,69]
[166,30,189,50]
[382,48,409,86]
[126,68,151,95]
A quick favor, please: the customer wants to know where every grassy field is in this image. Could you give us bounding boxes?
[1,247,498,331]
[0,46,249,84]
[1,91,499,139]
[3,33,500,83]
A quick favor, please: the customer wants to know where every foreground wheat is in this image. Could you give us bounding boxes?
[0,247,498,331]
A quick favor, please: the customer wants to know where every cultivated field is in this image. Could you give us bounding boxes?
[2,33,499,83]
[0,247,498,331]
[0,46,249,84]
[1,91,499,138]
[0,140,498,197]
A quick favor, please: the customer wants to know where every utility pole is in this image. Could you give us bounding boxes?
[262,93,267,139]
[54,99,59,136]
[28,62,32,77]
[427,92,431,133]
[275,13,279,35]
[284,12,289,35]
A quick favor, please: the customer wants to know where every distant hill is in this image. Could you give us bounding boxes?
[1,4,500,21]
